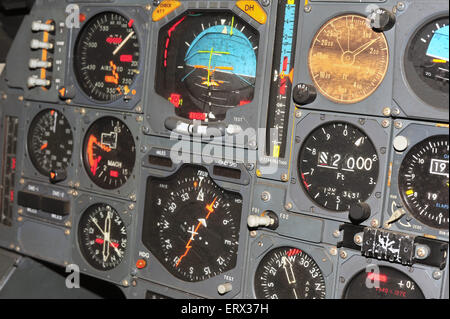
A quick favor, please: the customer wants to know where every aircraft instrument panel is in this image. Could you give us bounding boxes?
[0,0,448,300]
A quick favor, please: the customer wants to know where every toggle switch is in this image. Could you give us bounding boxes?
[30,39,54,50]
[31,21,55,32]
[27,76,51,88]
[29,58,52,69]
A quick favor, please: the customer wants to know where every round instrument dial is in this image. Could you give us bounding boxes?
[78,203,128,271]
[74,12,140,102]
[398,135,449,229]
[155,11,259,121]
[308,14,389,104]
[83,117,136,190]
[405,17,449,108]
[142,165,243,282]
[27,109,73,176]
[254,247,326,299]
[343,266,425,299]
[298,122,379,212]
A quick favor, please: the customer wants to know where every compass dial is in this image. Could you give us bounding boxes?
[308,14,389,104]
[254,247,326,299]
[27,109,73,176]
[78,204,128,271]
[142,165,243,282]
[398,135,449,229]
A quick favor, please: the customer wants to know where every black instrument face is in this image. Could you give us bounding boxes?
[405,17,449,108]
[74,12,140,102]
[78,204,128,271]
[27,109,73,176]
[155,11,259,122]
[343,266,425,299]
[83,117,136,190]
[254,247,326,299]
[398,135,449,229]
[142,165,243,282]
[298,122,379,212]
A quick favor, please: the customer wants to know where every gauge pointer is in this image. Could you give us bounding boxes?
[282,256,297,285]
[113,30,135,56]
[176,197,218,267]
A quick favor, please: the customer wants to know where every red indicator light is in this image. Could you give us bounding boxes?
[239,100,251,106]
[136,259,147,269]
[11,158,16,170]
[79,13,86,23]
[367,272,388,283]
[169,93,182,108]
[189,112,206,121]
[110,170,119,178]
[9,190,14,203]
[128,19,134,28]
[120,54,133,63]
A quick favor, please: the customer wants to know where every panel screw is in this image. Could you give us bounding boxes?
[354,234,363,245]
[329,247,338,256]
[392,108,401,116]
[432,271,442,280]
[371,219,379,227]
[17,216,23,222]
[122,280,129,287]
[382,107,391,116]
[281,173,289,182]
[285,202,293,210]
[1,93,7,100]
[295,109,302,118]
[394,121,403,129]
[259,0,270,7]
[64,229,70,236]
[332,230,341,238]
[397,2,406,11]
[249,230,257,238]
[135,105,143,113]
[261,191,271,202]
[339,250,348,259]
[304,4,312,13]
[381,119,390,128]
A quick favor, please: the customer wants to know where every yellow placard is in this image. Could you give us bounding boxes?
[236,0,267,25]
[152,0,181,22]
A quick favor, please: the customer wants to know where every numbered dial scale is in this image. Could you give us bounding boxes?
[308,14,389,104]
[254,247,326,299]
[74,12,140,102]
[83,117,136,190]
[343,266,425,299]
[155,11,259,121]
[78,204,128,271]
[142,165,243,282]
[298,122,379,212]
[398,135,449,229]
[27,109,73,176]
[405,17,449,108]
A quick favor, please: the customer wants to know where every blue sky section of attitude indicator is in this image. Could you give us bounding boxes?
[427,25,449,61]
[184,25,257,80]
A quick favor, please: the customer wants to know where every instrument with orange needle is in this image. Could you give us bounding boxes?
[176,196,218,267]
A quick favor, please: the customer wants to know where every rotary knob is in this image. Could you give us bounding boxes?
[368,8,396,32]
[293,83,317,106]
[348,202,371,225]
